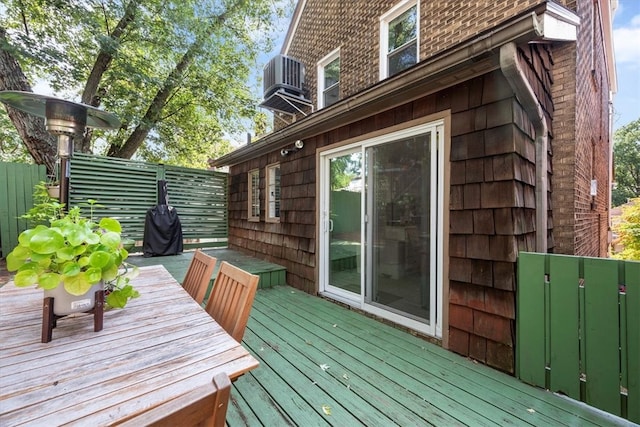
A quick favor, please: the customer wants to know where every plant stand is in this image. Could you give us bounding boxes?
[41,289,105,343]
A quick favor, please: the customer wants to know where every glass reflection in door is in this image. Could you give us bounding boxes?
[365,133,432,323]
[327,151,362,294]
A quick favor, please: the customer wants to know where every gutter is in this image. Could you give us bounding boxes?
[500,43,549,253]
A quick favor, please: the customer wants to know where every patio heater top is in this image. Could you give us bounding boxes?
[0,90,120,208]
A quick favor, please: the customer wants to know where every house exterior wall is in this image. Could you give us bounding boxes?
[230,67,540,372]
[222,0,613,374]
[286,0,569,109]
[551,0,612,256]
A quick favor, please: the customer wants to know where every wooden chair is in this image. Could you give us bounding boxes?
[205,261,259,343]
[182,250,217,304]
[120,372,231,427]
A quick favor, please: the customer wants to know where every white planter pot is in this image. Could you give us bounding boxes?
[47,185,60,199]
[44,282,103,316]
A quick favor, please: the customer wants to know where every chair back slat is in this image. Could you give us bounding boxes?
[183,250,217,304]
[205,261,259,342]
[119,372,231,427]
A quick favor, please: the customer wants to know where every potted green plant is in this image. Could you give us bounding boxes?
[6,184,139,315]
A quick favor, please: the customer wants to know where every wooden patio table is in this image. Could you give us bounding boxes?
[0,264,259,426]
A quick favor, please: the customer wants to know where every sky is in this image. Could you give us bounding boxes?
[612,0,640,131]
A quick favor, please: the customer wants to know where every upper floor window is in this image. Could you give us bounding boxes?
[380,1,418,79]
[266,163,281,222]
[317,48,340,109]
[248,169,260,221]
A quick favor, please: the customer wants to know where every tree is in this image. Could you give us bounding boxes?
[611,198,640,260]
[612,118,640,206]
[0,27,56,172]
[0,0,291,170]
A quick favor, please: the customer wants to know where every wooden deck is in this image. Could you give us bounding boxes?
[1,250,632,426]
[126,248,287,288]
[136,250,631,426]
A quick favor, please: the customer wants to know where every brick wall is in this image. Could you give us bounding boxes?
[551,0,611,256]
[285,0,568,109]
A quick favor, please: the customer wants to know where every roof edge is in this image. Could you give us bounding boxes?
[212,7,555,168]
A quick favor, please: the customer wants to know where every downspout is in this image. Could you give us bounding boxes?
[500,42,548,252]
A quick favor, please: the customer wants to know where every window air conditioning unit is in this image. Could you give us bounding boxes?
[263,55,305,99]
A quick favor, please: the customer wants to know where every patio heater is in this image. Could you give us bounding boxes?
[0,91,120,208]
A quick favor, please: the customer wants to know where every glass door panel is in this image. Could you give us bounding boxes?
[327,151,362,295]
[365,133,432,323]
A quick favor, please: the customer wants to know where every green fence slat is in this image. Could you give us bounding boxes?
[517,252,546,387]
[0,162,46,258]
[626,261,640,424]
[0,164,10,258]
[548,255,580,399]
[584,257,621,416]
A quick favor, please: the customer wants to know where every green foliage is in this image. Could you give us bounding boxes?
[331,154,361,190]
[612,118,640,206]
[1,0,294,165]
[612,198,640,261]
[6,185,139,308]
[0,113,30,163]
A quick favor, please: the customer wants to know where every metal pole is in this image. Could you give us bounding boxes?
[57,134,73,211]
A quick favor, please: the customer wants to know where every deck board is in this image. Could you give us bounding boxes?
[227,285,633,426]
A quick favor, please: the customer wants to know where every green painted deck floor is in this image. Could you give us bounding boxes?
[127,248,287,288]
[132,251,632,426]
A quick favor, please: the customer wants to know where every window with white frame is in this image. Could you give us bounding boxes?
[266,164,281,222]
[380,1,418,80]
[248,169,260,221]
[317,48,340,109]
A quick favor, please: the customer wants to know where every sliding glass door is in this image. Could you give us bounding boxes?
[319,121,443,337]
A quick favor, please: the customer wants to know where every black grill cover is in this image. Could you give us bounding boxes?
[142,204,183,257]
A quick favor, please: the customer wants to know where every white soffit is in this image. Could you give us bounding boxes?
[537,2,580,42]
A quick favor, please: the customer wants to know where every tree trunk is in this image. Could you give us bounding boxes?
[78,0,140,153]
[0,27,56,174]
[107,5,236,159]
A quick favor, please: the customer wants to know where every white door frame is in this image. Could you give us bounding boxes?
[318,120,444,338]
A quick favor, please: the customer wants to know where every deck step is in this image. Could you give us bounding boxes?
[127,248,287,289]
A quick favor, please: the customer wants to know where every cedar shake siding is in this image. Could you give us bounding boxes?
[229,68,539,373]
[213,0,614,375]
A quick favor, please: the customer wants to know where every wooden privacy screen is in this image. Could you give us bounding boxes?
[517,252,639,424]
[69,153,228,249]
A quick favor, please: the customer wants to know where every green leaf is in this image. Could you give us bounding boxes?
[99,217,121,233]
[63,273,93,296]
[65,223,87,246]
[89,251,113,269]
[106,284,139,308]
[6,252,25,271]
[18,228,38,246]
[85,267,102,283]
[56,246,76,261]
[100,231,121,249]
[102,264,118,281]
[85,232,100,245]
[14,270,39,287]
[61,261,81,276]
[39,273,62,290]
[29,228,65,254]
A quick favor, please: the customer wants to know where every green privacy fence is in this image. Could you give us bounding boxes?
[0,162,47,258]
[517,252,639,423]
[69,153,228,249]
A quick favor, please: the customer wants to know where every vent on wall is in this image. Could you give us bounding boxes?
[263,55,305,98]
